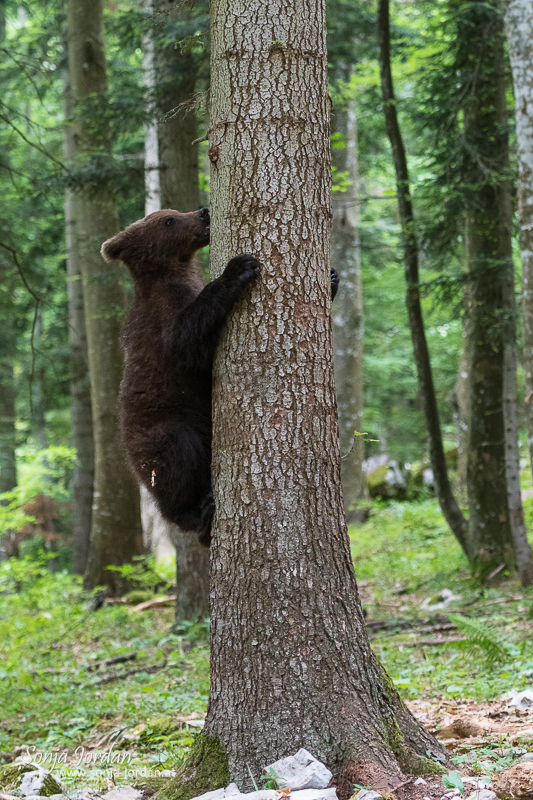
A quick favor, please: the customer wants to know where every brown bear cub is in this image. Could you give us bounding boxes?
[101,207,339,547]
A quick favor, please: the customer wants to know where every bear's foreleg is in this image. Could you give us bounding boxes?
[168,254,261,370]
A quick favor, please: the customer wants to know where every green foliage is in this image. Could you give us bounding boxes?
[447,614,516,664]
[247,764,259,792]
[442,771,464,796]
[107,555,172,594]
[261,768,281,790]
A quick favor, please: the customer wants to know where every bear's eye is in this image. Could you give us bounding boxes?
[165,217,175,227]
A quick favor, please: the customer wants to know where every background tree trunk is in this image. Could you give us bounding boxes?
[63,71,94,576]
[174,0,448,789]
[452,224,472,504]
[503,0,533,497]
[378,0,468,554]
[142,0,161,216]
[462,0,516,579]
[332,103,365,519]
[66,0,144,594]
[140,0,209,621]
[0,6,16,500]
[154,0,199,213]
[0,357,16,495]
[503,277,533,585]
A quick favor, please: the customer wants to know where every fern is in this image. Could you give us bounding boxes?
[448,614,513,663]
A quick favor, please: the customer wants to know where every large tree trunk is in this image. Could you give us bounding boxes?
[503,0,533,584]
[63,72,94,576]
[378,0,468,555]
[332,104,365,518]
[139,0,210,621]
[462,0,516,580]
[158,0,447,794]
[66,0,144,594]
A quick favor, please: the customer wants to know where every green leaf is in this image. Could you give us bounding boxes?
[442,771,464,796]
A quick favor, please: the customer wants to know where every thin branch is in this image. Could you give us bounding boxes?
[0,110,67,172]
[0,240,43,303]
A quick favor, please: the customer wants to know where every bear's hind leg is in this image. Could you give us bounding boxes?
[143,427,213,545]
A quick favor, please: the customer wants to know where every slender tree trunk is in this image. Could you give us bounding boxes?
[332,104,365,518]
[63,71,94,576]
[453,340,471,501]
[453,223,472,503]
[139,0,210,621]
[154,0,199,213]
[31,307,48,452]
[171,529,209,620]
[158,0,447,794]
[142,0,161,216]
[0,359,16,494]
[0,4,16,499]
[378,0,468,555]
[0,351,16,562]
[66,0,144,594]
[503,285,533,585]
[503,0,533,583]
[0,259,16,495]
[461,0,516,580]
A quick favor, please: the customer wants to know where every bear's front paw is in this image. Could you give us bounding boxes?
[222,253,261,288]
[331,268,340,301]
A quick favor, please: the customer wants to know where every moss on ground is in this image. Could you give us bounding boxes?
[135,776,173,797]
[153,733,230,800]
[139,716,182,745]
[0,764,64,796]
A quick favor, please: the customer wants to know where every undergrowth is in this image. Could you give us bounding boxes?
[1,498,532,788]
[351,500,533,701]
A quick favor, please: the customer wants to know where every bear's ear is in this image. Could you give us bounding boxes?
[101,232,129,262]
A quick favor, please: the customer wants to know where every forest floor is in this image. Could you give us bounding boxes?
[1,499,533,797]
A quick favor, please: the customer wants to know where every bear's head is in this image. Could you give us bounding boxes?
[101,208,210,274]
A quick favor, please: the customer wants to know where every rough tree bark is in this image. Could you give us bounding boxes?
[66,0,144,593]
[332,104,365,518]
[63,71,94,576]
[140,0,209,621]
[378,0,468,555]
[157,0,449,795]
[462,0,516,579]
[503,0,533,585]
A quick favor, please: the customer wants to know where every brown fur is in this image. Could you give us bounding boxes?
[101,208,261,546]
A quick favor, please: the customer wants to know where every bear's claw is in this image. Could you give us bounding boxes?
[331,268,339,300]
[222,253,262,286]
